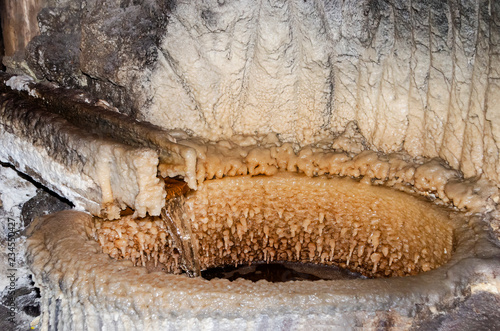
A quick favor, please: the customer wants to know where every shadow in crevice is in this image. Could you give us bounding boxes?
[201,261,367,283]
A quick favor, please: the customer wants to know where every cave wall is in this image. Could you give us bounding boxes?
[1,0,500,185]
[0,164,71,330]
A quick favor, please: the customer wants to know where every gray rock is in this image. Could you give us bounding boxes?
[21,189,72,228]
[413,291,500,331]
[0,165,72,331]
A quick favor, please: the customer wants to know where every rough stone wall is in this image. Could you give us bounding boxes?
[2,0,500,185]
[0,164,71,330]
[2,0,174,116]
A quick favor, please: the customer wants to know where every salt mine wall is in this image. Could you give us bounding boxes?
[2,0,500,186]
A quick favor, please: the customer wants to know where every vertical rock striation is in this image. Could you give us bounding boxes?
[3,0,500,184]
[145,0,500,184]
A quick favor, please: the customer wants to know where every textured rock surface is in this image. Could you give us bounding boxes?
[0,165,73,331]
[146,0,500,185]
[4,0,175,116]
[0,165,49,331]
[26,210,500,330]
[0,76,167,219]
[3,0,500,185]
[1,0,500,329]
[412,291,500,331]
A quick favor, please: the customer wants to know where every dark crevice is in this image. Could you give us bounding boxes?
[0,161,74,210]
[202,261,367,283]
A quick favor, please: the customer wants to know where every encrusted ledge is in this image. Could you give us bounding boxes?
[0,74,169,219]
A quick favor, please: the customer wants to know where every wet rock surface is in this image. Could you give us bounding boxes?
[20,0,175,117]
[21,190,72,228]
[25,3,83,88]
[79,0,174,116]
[26,33,82,88]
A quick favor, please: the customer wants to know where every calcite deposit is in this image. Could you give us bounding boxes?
[26,206,500,330]
[3,0,500,184]
[92,215,182,273]
[94,173,455,278]
[1,69,500,328]
[0,73,169,219]
[1,0,500,330]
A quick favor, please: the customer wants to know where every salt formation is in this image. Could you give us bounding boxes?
[26,208,500,330]
[4,72,498,225]
[89,136,499,280]
[91,178,191,275]
[93,173,454,278]
[144,0,500,187]
[1,0,500,329]
[0,73,168,219]
[92,215,182,273]
[190,173,455,277]
[3,1,500,185]
[1,71,499,329]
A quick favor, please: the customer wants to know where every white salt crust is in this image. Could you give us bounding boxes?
[1,72,499,327]
[0,93,166,219]
[25,131,500,328]
[143,0,500,186]
[27,206,500,330]
[158,123,500,217]
[0,128,100,214]
[1,1,500,327]
[16,110,500,329]
[2,75,499,223]
[0,125,165,219]
[5,75,34,94]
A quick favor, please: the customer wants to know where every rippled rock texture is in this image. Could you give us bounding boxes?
[3,0,500,184]
[1,0,500,330]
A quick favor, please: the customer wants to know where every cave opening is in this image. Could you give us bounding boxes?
[200,261,365,282]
